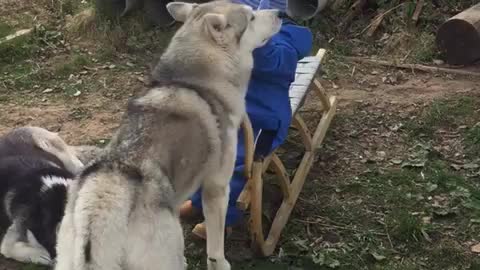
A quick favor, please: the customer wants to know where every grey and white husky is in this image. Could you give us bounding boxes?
[54,1,281,270]
[0,126,101,265]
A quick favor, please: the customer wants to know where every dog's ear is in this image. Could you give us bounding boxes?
[204,13,228,42]
[166,2,198,22]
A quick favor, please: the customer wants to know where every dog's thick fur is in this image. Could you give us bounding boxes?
[54,2,281,270]
[0,127,101,265]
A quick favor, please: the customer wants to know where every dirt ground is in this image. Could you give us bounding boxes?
[1,0,480,270]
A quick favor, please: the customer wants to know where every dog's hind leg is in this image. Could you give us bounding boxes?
[69,173,132,270]
[55,203,76,270]
[0,222,51,265]
[126,207,185,270]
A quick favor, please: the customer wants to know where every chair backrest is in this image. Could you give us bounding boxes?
[289,56,322,114]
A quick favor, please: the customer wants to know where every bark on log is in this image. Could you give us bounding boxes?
[436,3,480,65]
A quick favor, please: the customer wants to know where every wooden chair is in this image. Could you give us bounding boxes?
[237,48,337,256]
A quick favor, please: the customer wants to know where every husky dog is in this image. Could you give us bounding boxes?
[0,127,95,265]
[54,2,281,270]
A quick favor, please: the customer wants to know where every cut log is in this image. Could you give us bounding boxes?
[436,3,480,65]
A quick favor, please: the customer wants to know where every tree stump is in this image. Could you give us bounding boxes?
[436,3,480,65]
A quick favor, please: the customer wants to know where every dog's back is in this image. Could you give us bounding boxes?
[0,127,84,174]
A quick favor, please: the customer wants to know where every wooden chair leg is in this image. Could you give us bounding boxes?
[237,154,273,211]
[312,95,337,148]
[249,160,266,254]
[260,148,316,256]
[292,114,313,151]
[313,78,331,112]
[270,153,291,202]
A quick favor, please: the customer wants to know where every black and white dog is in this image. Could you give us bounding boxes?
[0,126,101,265]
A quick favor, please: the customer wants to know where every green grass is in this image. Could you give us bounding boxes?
[0,62,48,91]
[21,264,48,270]
[386,210,424,243]
[275,143,480,270]
[406,96,476,138]
[0,34,40,64]
[0,21,14,38]
[465,124,480,159]
[53,54,91,78]
[410,32,441,63]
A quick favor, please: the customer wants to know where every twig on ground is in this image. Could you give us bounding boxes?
[412,0,425,24]
[360,3,404,37]
[402,49,413,62]
[384,223,394,250]
[294,218,387,236]
[346,56,480,77]
[0,28,33,45]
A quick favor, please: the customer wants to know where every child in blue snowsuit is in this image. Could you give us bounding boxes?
[180,0,313,238]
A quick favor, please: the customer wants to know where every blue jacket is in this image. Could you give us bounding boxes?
[236,20,313,167]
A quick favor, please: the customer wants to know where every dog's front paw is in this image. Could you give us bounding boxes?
[207,257,230,270]
[4,242,52,266]
[31,252,53,266]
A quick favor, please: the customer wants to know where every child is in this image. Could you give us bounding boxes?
[180,0,313,239]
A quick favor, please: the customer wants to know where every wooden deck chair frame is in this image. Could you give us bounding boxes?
[236,48,337,256]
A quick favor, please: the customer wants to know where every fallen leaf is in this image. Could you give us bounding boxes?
[401,160,425,168]
[426,183,438,192]
[422,216,432,224]
[463,163,479,170]
[471,243,480,253]
[451,164,462,171]
[370,252,386,261]
[391,159,403,165]
[73,90,82,97]
[326,258,340,268]
[42,88,53,93]
[433,207,457,217]
[421,229,432,242]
